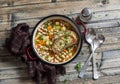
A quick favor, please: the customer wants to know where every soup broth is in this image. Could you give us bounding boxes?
[34,19,78,64]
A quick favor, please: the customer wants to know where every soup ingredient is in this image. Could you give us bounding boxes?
[39,40,45,45]
[47,25,52,30]
[52,35,77,53]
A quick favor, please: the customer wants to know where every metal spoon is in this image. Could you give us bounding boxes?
[78,28,96,78]
[78,30,105,79]
[92,34,105,79]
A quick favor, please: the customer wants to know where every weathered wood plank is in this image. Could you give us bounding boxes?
[65,62,93,74]
[13,0,51,6]
[87,19,120,29]
[0,14,9,22]
[109,0,120,4]
[0,22,10,31]
[1,0,120,16]
[101,59,120,69]
[103,49,120,59]
[57,75,120,84]
[0,47,11,56]
[0,0,119,30]
[12,9,120,23]
[96,43,120,52]
[91,10,120,22]
[0,51,101,74]
[0,39,5,47]
[8,5,120,22]
[1,51,118,74]
[0,8,120,31]
[0,60,120,82]
[57,72,80,81]
[0,69,28,80]
[0,63,82,80]
[0,1,9,7]
[0,1,96,15]
[58,67,120,83]
[96,27,120,34]
[12,19,40,29]
[12,19,120,32]
[12,11,120,30]
[100,50,120,70]
[0,0,51,6]
[0,47,119,76]
[0,78,36,84]
[101,68,120,76]
[0,30,10,38]
[56,0,81,2]
[0,55,119,83]
[0,55,21,62]
[0,14,12,30]
[0,62,26,70]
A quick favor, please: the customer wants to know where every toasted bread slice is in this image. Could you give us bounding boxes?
[52,30,78,53]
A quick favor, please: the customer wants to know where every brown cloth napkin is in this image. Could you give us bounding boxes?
[5,23,66,84]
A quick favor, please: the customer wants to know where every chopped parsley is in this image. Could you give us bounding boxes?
[74,62,81,72]
[39,35,44,40]
[59,42,62,46]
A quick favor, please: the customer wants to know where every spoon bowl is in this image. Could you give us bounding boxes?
[85,28,96,45]
[93,34,105,51]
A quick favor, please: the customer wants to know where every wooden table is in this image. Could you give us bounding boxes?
[0,0,120,84]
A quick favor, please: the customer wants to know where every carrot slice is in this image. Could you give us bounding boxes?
[47,25,52,30]
[63,49,67,52]
[49,34,54,39]
[39,40,44,45]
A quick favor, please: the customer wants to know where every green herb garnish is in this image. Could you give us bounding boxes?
[59,42,62,46]
[74,62,81,72]
[37,35,44,40]
[63,79,67,84]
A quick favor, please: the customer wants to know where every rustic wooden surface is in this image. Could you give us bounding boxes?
[0,0,120,84]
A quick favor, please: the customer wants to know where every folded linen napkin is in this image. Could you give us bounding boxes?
[5,23,66,84]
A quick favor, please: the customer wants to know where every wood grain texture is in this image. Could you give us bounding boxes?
[0,1,95,15]
[0,78,36,84]
[0,0,51,6]
[0,3,120,30]
[0,69,28,80]
[0,14,12,30]
[57,75,120,84]
[0,0,120,84]
[0,1,120,15]
[13,0,52,6]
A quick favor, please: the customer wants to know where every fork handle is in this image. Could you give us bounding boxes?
[78,53,93,78]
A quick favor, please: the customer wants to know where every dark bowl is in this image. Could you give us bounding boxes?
[31,14,83,65]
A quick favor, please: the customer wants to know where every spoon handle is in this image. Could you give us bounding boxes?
[78,53,93,78]
[92,53,99,79]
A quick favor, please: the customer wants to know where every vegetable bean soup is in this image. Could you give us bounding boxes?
[34,19,79,64]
